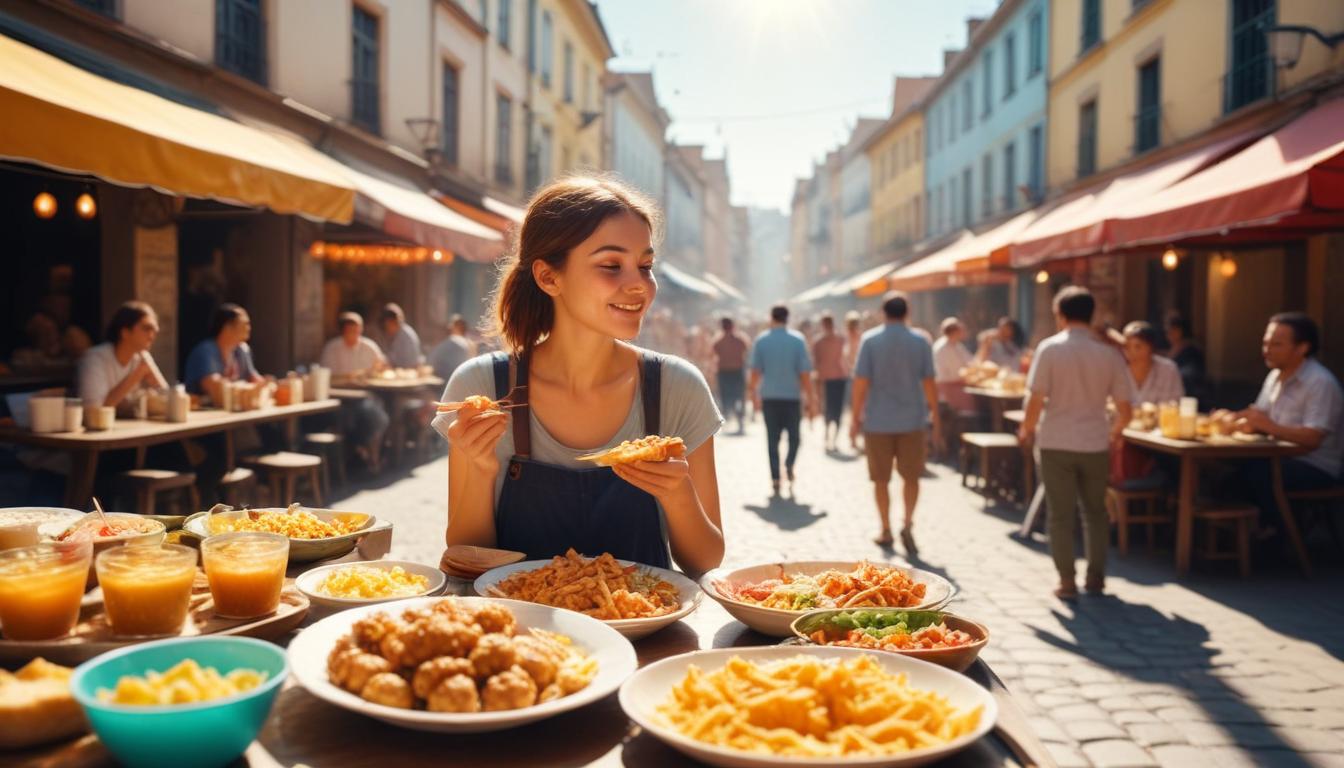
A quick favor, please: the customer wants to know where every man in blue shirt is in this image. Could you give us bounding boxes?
[380,303,424,369]
[749,305,817,494]
[851,292,941,554]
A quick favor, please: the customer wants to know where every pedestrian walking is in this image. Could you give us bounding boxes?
[812,314,848,451]
[749,304,817,495]
[711,316,750,433]
[849,292,941,553]
[1018,286,1134,600]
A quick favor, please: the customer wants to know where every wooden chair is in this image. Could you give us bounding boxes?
[959,433,1023,506]
[115,469,199,516]
[303,432,347,498]
[1106,486,1170,555]
[1192,505,1256,578]
[244,452,324,507]
[217,467,258,509]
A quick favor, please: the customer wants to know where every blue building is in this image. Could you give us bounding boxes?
[924,0,1049,240]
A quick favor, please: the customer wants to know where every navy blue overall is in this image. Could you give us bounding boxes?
[490,351,672,568]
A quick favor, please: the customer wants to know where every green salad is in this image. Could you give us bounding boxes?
[801,609,945,638]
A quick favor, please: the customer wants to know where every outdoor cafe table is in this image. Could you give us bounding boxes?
[1121,429,1312,576]
[964,387,1024,433]
[0,399,339,508]
[19,579,1054,768]
[338,376,445,465]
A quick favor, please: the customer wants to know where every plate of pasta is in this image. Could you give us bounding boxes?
[474,550,701,640]
[619,645,996,767]
[699,561,955,637]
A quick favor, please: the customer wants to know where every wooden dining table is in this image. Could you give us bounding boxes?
[21,578,1055,768]
[964,387,1025,433]
[1121,429,1312,576]
[0,399,339,508]
[337,376,445,465]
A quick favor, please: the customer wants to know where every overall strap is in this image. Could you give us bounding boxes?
[640,350,662,435]
[491,351,511,401]
[512,352,532,458]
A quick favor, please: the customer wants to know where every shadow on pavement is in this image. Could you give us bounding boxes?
[1034,597,1317,765]
[743,495,828,531]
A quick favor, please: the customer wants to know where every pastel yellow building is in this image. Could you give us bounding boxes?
[530,0,613,184]
[1046,0,1344,191]
[865,77,936,261]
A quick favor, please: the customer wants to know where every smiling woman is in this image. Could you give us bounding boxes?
[431,175,725,577]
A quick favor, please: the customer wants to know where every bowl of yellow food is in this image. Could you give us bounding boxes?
[70,636,287,768]
[183,504,384,563]
[296,560,446,609]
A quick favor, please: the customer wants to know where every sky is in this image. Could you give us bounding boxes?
[593,0,1001,213]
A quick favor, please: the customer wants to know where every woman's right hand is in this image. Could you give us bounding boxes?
[447,403,509,472]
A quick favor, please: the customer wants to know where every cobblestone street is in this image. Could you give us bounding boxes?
[336,417,1344,768]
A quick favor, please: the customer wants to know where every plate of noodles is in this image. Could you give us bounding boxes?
[619,645,996,767]
[474,550,701,640]
[700,561,956,638]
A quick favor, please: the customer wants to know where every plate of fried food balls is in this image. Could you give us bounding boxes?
[287,596,637,732]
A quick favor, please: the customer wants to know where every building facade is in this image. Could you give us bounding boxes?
[664,142,706,274]
[602,70,669,206]
[865,77,937,264]
[838,118,885,273]
[526,0,612,188]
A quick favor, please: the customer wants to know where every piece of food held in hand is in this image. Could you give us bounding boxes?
[435,394,520,415]
[487,549,680,620]
[718,560,928,611]
[326,598,596,712]
[576,436,686,466]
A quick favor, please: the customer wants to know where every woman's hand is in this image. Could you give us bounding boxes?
[611,457,692,503]
[446,404,509,472]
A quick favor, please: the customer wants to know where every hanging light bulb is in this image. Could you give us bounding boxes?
[33,191,57,219]
[75,191,97,219]
[431,249,445,263]
[1219,255,1238,278]
[1034,269,1049,284]
[1161,248,1179,271]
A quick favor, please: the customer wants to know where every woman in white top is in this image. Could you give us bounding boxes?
[1122,321,1184,405]
[77,301,167,411]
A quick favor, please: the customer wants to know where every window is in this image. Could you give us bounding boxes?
[1081,0,1101,53]
[1028,9,1044,76]
[74,0,117,17]
[981,154,993,220]
[1003,141,1017,210]
[949,99,957,143]
[961,167,972,227]
[1003,32,1017,98]
[351,6,380,134]
[497,0,511,49]
[1078,100,1098,178]
[581,62,591,110]
[540,11,553,87]
[1135,57,1161,152]
[495,93,513,184]
[1225,0,1274,113]
[441,63,459,165]
[962,80,973,131]
[563,41,574,103]
[981,51,993,117]
[527,0,537,72]
[914,128,922,158]
[1028,124,1043,197]
[216,0,266,85]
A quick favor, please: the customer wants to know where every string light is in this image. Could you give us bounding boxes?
[75,191,97,219]
[33,191,57,219]
[307,241,451,265]
[1161,248,1179,271]
[1219,255,1237,278]
[1034,269,1049,284]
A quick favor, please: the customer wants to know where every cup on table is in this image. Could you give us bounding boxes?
[201,532,289,619]
[85,406,116,431]
[0,539,93,640]
[96,543,198,638]
[63,398,83,432]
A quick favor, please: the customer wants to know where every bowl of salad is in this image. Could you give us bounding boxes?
[790,608,989,672]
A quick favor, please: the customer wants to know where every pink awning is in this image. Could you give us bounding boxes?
[1009,130,1259,267]
[1106,99,1344,249]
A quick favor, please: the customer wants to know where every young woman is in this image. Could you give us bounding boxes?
[433,177,724,575]
[77,300,168,412]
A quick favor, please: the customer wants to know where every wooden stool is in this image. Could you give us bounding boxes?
[303,432,347,497]
[959,433,1022,506]
[1286,485,1344,553]
[1106,486,1170,555]
[115,469,199,516]
[1193,505,1256,578]
[244,452,324,507]
[217,467,258,509]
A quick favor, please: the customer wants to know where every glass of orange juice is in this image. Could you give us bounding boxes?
[201,532,289,619]
[0,539,93,640]
[96,543,198,637]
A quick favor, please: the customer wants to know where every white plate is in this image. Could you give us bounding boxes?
[620,645,997,768]
[288,596,637,733]
[295,560,447,609]
[699,561,956,638]
[473,559,702,640]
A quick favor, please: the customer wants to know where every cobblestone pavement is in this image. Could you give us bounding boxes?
[335,417,1344,768]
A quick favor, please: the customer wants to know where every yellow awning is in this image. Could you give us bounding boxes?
[0,34,355,223]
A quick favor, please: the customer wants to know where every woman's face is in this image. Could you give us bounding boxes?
[542,210,656,341]
[1124,335,1153,365]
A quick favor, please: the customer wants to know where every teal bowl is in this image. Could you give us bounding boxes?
[71,636,288,768]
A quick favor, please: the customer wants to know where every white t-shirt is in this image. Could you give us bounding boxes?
[932,337,973,383]
[77,343,152,407]
[432,348,723,508]
[320,336,385,376]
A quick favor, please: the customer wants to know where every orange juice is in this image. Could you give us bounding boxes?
[201,532,288,619]
[0,540,92,640]
[96,544,197,637]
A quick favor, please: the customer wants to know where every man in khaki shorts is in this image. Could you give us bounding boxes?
[850,292,942,554]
